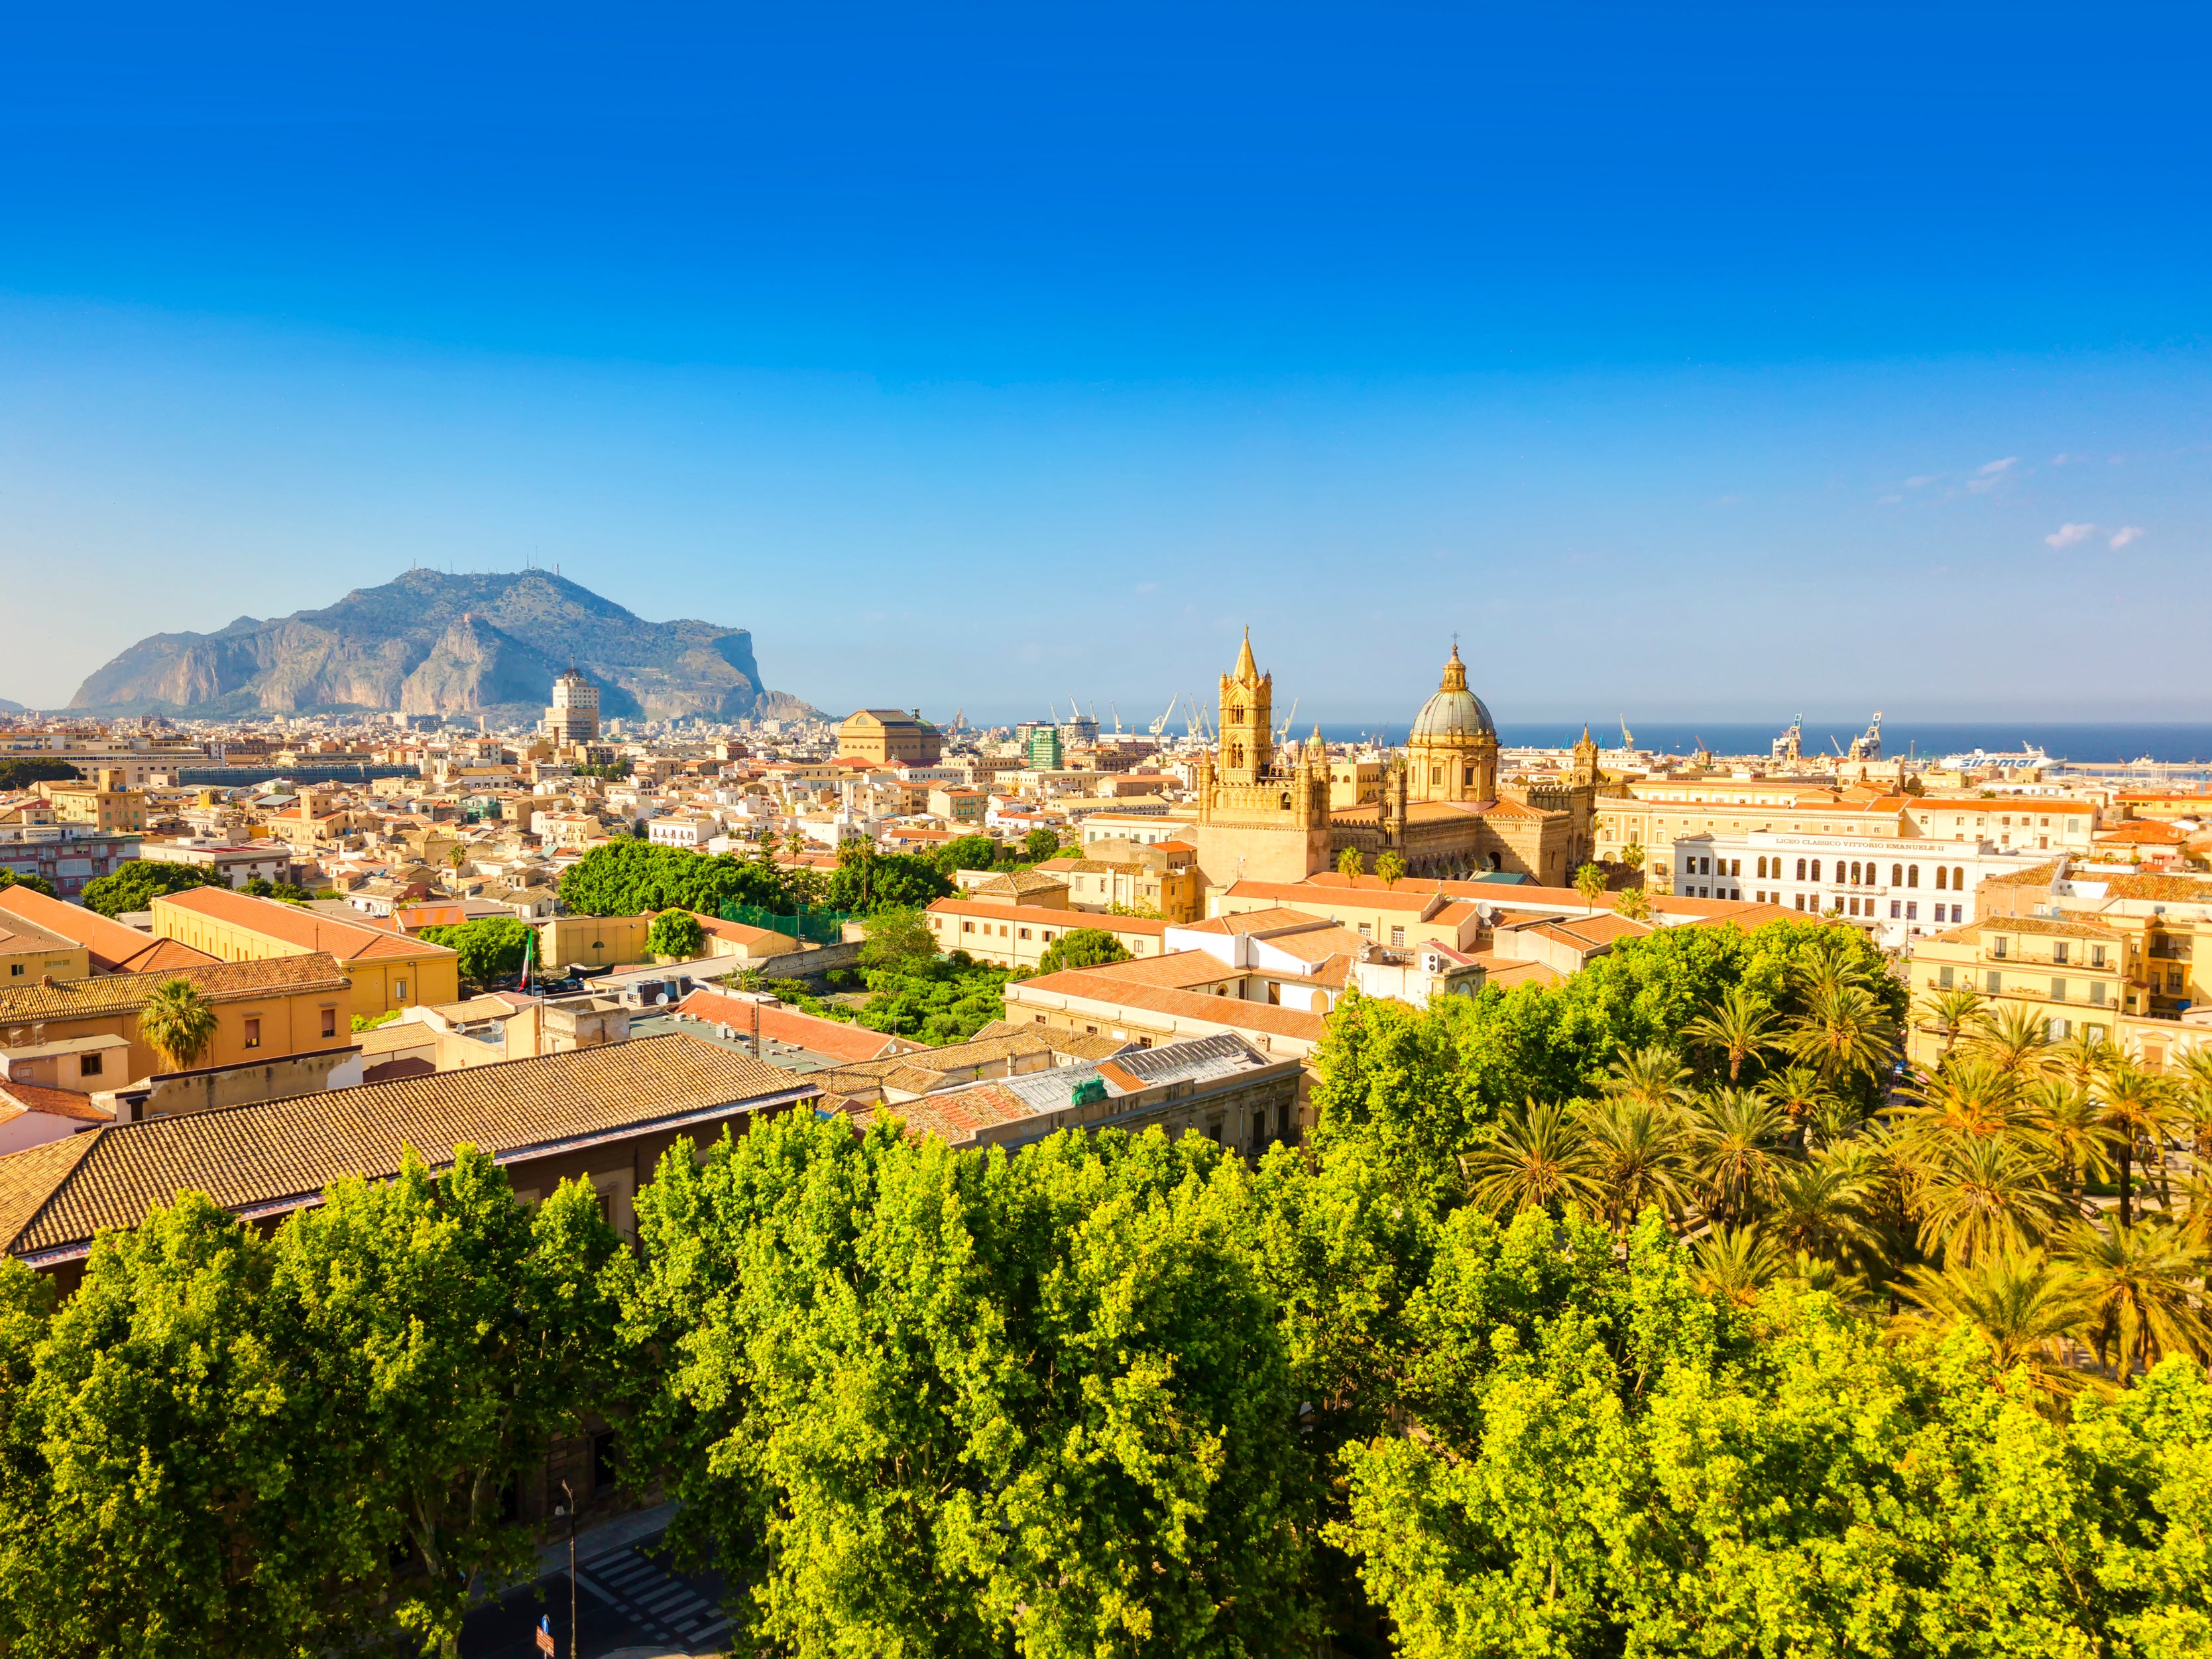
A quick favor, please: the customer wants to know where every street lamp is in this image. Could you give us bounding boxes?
[551,1480,577,1658]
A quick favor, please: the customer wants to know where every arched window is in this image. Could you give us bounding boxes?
[1430,767,1442,786]
[1279,792,1291,810]
[1229,743,1244,769]
[1811,859,1822,881]
[1908,864,1918,887]
[1755,856,1766,879]
[1935,865,1948,890]
[1892,863,1903,887]
[1953,865,1965,891]
[1796,857,1806,880]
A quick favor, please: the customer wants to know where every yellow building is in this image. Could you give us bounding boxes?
[1033,856,1203,923]
[925,899,1167,972]
[0,912,91,986]
[38,768,147,836]
[150,887,457,1020]
[837,709,943,766]
[0,953,354,1088]
[1905,916,2130,1070]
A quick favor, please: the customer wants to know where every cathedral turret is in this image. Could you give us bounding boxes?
[1216,627,1273,782]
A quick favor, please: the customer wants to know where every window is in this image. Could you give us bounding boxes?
[2091,945,2105,967]
[1390,926,1405,946]
[1756,856,1768,879]
[1908,864,1918,887]
[1891,900,1901,918]
[1848,897,1859,916]
[1730,859,1741,877]
[1430,767,1442,785]
[1952,867,1965,891]
[243,1017,261,1049]
[1987,969,2003,993]
[1357,922,1372,938]
[2051,978,2067,1003]
[1794,894,1805,910]
[1906,902,1918,920]
[1939,965,1955,988]
[1019,928,1031,940]
[2052,942,2068,965]
[321,1007,337,1039]
[963,920,974,932]
[80,1052,103,1077]
[2089,981,2106,1007]
[394,980,406,1002]
[7,963,18,977]
[1991,936,2007,959]
[1810,859,1822,882]
[1892,863,1903,887]
[1796,857,1807,880]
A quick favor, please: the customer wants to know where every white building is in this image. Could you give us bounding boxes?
[1667,831,2046,949]
[543,668,601,746]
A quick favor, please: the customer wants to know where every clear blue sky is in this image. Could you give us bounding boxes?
[3,3,2207,723]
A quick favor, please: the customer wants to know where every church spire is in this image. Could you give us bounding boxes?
[1438,641,1468,694]
[1233,627,1260,686]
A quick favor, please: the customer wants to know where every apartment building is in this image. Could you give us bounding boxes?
[150,886,459,1019]
[925,898,1167,970]
[1905,917,2133,1070]
[1668,833,2042,948]
[1974,861,2211,1038]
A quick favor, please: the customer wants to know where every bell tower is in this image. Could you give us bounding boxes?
[1217,628,1272,784]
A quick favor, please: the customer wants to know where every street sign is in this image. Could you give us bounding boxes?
[536,1615,557,1656]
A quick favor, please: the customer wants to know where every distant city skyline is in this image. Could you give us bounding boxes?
[4,5,2208,716]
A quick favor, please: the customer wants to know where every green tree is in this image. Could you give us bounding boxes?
[1458,1097,1601,1217]
[2093,1058,2177,1228]
[0,867,57,899]
[1375,849,1407,889]
[1035,926,1132,977]
[646,908,707,960]
[1682,983,1783,1082]
[138,976,219,1072]
[0,759,82,790]
[1688,1085,1791,1227]
[1022,825,1065,865]
[931,833,1002,875]
[418,916,534,984]
[2054,1217,2211,1381]
[556,840,802,920]
[616,1114,1316,1658]
[10,1196,384,1658]
[78,858,221,918]
[1572,860,1607,906]
[857,904,937,975]
[1611,884,1653,921]
[271,1146,620,1657]
[1336,845,1364,881]
[824,847,953,913]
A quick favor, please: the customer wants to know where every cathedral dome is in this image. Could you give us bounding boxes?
[1408,644,1495,743]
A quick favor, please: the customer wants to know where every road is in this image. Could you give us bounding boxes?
[460,1528,733,1659]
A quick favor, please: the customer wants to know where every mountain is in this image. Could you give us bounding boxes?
[70,568,825,723]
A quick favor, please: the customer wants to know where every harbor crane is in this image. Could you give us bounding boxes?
[1149,695,1179,739]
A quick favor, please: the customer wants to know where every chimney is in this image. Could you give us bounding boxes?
[38,975,52,989]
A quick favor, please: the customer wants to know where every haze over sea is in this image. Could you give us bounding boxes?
[1312,722,2212,767]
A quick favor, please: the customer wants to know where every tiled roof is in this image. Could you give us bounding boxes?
[1176,907,1331,937]
[1464,952,1566,989]
[1008,970,1328,1044]
[152,886,445,963]
[0,1082,111,1124]
[0,886,219,975]
[0,1032,813,1262]
[1222,878,1441,913]
[674,987,922,1065]
[0,952,353,1025]
[0,913,80,957]
[1082,951,1245,990]
[928,898,1168,936]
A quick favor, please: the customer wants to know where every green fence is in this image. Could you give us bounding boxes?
[718,900,855,945]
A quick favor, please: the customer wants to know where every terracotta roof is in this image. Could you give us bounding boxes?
[928,898,1167,936]
[1008,970,1328,1045]
[0,952,353,1024]
[151,886,448,963]
[1177,906,1333,937]
[1975,915,2125,941]
[675,987,923,1064]
[1979,861,2063,888]
[0,1081,111,1125]
[1082,951,1246,990]
[2097,820,2191,845]
[1463,952,1567,989]
[1221,878,1442,913]
[0,1032,814,1263]
[0,912,82,958]
[861,1081,1033,1142]
[0,886,221,975]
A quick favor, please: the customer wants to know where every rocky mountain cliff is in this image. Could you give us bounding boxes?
[70,568,822,723]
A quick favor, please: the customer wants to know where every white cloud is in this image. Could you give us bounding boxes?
[1135,580,1161,595]
[1875,493,1903,505]
[2109,526,2146,550]
[2050,452,2088,465]
[2044,522,2096,549]
[1965,456,2020,494]
[1904,474,1939,489]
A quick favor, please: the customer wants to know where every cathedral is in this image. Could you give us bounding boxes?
[1190,633,1597,892]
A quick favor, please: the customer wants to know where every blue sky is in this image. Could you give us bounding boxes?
[3,3,2207,723]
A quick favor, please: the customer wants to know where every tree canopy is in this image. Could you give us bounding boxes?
[418,916,534,984]
[0,869,56,899]
[645,908,706,960]
[1035,926,1132,977]
[0,760,80,791]
[78,859,222,918]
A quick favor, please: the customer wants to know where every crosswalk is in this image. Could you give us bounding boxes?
[575,1544,731,1654]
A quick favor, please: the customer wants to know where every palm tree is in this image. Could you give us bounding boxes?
[139,977,219,1074]
[1908,1135,2072,1266]
[1601,1044,1694,1113]
[1611,886,1653,922]
[1573,862,1607,908]
[1891,1056,2030,1152]
[1690,1226,1792,1308]
[2050,1028,2120,1094]
[1336,847,1365,881]
[1460,1098,1603,1218]
[2092,1059,2176,1228]
[2052,1217,2211,1381]
[1574,1097,1696,1231]
[2022,1077,2113,1205]
[1782,978,1897,1087]
[1765,1155,1881,1268]
[1915,985,1986,1066]
[1683,985,1783,1083]
[1689,1087,1792,1227]
[1897,1251,2093,1394]
[1375,850,1407,890]
[2172,1047,2212,1163]
[1759,1063,1834,1140]
[1964,1004,2056,1077]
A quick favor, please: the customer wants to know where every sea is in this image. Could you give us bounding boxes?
[1309,721,2212,768]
